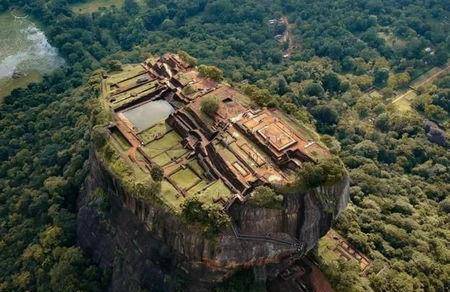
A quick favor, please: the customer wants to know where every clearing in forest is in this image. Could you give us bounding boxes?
[391,64,450,112]
[70,0,124,14]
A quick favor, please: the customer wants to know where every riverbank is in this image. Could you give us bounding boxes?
[0,11,63,102]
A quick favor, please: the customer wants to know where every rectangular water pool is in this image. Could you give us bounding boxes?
[121,100,174,132]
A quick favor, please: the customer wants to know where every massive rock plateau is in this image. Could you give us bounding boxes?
[77,150,350,291]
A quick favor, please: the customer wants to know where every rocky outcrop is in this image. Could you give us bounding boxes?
[424,120,447,146]
[77,151,349,291]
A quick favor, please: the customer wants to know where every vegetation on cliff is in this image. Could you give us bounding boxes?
[247,186,283,209]
[198,65,224,82]
[296,157,347,190]
[0,0,448,290]
[181,197,231,237]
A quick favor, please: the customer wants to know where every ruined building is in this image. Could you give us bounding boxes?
[77,53,349,291]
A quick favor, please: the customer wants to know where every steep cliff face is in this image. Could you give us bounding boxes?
[230,178,350,252]
[77,151,349,291]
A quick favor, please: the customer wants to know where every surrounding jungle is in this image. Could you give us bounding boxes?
[0,0,448,291]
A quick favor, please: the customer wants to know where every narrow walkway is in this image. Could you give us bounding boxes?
[230,224,304,253]
[391,64,450,104]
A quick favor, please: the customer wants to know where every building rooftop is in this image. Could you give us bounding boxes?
[100,53,329,212]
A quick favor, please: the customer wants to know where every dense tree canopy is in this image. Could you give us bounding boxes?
[0,0,448,290]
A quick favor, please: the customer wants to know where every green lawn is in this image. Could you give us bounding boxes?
[187,160,205,177]
[410,67,443,89]
[111,128,131,151]
[160,180,183,212]
[151,152,172,166]
[187,180,208,196]
[170,168,200,190]
[142,131,182,158]
[394,92,416,112]
[139,122,172,144]
[198,180,232,203]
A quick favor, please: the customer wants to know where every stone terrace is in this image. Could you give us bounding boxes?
[101,53,329,212]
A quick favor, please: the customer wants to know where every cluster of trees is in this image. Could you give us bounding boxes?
[181,197,230,237]
[0,70,109,289]
[414,73,450,123]
[247,186,283,209]
[0,0,448,290]
[198,65,223,81]
[332,106,449,290]
[295,157,346,190]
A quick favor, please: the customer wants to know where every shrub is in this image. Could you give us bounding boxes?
[103,60,122,72]
[439,197,450,213]
[181,197,230,236]
[150,165,164,181]
[296,157,346,190]
[177,50,197,66]
[201,97,219,116]
[304,81,324,97]
[248,186,283,209]
[91,127,108,148]
[198,65,223,81]
[182,84,196,95]
[89,188,111,213]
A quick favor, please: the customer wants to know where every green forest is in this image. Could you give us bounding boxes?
[0,0,448,291]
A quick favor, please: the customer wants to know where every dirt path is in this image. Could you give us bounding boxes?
[281,17,296,58]
[391,64,450,104]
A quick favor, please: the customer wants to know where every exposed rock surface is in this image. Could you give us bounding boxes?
[424,120,447,146]
[77,151,349,291]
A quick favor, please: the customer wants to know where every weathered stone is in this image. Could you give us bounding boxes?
[77,150,349,290]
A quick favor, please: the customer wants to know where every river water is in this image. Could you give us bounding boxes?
[0,12,64,99]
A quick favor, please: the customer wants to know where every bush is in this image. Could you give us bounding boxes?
[103,60,122,72]
[248,186,283,209]
[304,82,325,97]
[296,157,346,190]
[177,50,197,66]
[181,197,230,236]
[198,65,223,81]
[201,97,219,116]
[89,188,111,214]
[439,197,450,213]
[150,165,164,181]
[91,127,108,148]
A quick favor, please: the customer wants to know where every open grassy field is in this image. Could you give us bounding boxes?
[393,90,416,112]
[70,0,124,14]
[198,180,232,203]
[139,122,172,144]
[142,131,183,158]
[170,168,200,190]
